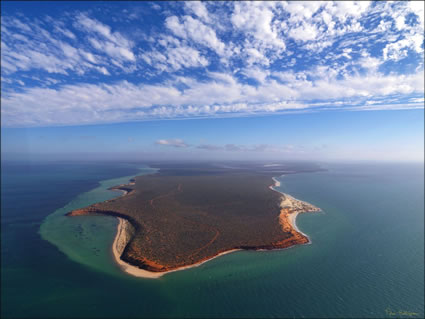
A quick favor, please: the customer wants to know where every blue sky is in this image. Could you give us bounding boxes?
[1,1,424,161]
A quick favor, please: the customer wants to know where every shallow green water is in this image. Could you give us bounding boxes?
[2,161,424,318]
[39,167,157,277]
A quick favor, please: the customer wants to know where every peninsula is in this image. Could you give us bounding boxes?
[67,162,321,278]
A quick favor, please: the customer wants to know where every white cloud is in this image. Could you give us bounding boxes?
[167,46,209,70]
[53,24,76,40]
[350,103,425,111]
[2,69,423,127]
[185,1,211,23]
[324,1,370,23]
[76,14,112,38]
[357,51,382,72]
[232,2,285,48]
[97,66,110,75]
[165,15,226,57]
[11,18,32,32]
[1,14,136,76]
[241,67,270,83]
[1,2,424,127]
[407,1,424,26]
[244,47,270,66]
[288,23,318,42]
[88,37,135,62]
[283,1,322,23]
[231,2,285,65]
[141,45,208,72]
[410,97,425,103]
[156,139,188,148]
[382,34,424,62]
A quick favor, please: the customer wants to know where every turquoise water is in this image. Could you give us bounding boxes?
[39,166,157,277]
[2,161,424,318]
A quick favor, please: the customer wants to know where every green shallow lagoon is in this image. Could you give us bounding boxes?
[39,166,157,277]
[2,161,424,318]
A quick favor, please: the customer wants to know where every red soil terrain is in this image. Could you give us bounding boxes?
[67,165,320,273]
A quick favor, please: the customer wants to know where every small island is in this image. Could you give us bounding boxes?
[67,162,321,278]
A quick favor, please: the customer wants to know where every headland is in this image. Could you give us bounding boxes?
[67,162,322,278]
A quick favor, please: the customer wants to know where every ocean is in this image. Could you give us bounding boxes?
[1,160,423,318]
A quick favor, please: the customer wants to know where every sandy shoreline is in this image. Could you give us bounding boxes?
[112,217,242,278]
[111,175,319,279]
[272,177,281,187]
[287,211,303,235]
[270,175,320,239]
[112,217,164,278]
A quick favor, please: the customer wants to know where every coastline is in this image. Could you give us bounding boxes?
[270,175,320,239]
[110,175,319,279]
[112,217,242,279]
[112,217,164,278]
[272,177,281,187]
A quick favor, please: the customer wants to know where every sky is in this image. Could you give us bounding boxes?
[1,1,424,162]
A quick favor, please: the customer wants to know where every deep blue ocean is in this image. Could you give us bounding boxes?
[1,160,423,318]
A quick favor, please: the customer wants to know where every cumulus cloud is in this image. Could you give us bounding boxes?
[1,1,424,127]
[383,34,424,61]
[184,1,211,23]
[165,15,226,57]
[231,2,285,66]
